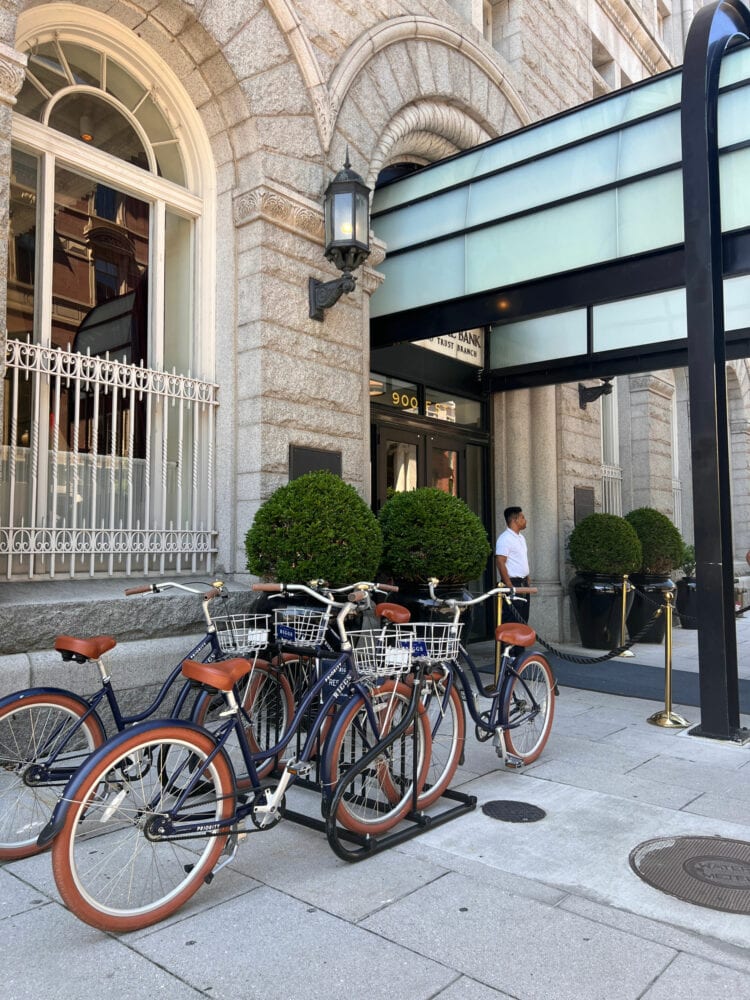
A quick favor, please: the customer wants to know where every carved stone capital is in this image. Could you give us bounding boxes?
[0,42,27,107]
[233,181,323,241]
[628,373,675,399]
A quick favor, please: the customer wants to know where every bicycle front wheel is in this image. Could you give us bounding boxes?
[51,724,235,933]
[502,654,555,763]
[0,693,106,860]
[325,681,431,836]
[418,673,465,808]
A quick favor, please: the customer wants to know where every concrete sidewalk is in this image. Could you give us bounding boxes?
[3,669,750,999]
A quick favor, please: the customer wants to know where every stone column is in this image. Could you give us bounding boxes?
[0,42,27,422]
[530,384,563,639]
[622,372,676,515]
[495,384,563,639]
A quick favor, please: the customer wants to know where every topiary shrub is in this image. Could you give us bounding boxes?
[378,488,491,585]
[568,513,642,576]
[245,470,382,585]
[624,507,683,575]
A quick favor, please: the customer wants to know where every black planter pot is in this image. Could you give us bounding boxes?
[675,577,698,630]
[627,574,676,643]
[570,572,633,650]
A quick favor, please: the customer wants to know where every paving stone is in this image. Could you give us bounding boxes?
[221,806,448,922]
[132,886,456,1000]
[434,975,517,998]
[361,870,675,1000]
[640,952,750,999]
[3,903,205,1000]
[0,866,49,920]
[560,894,750,976]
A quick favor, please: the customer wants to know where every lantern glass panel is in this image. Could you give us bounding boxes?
[355,192,369,249]
[332,191,355,243]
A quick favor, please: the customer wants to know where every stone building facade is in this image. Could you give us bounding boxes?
[0,0,747,680]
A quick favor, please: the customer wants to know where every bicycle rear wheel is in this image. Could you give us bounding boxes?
[51,724,235,933]
[0,693,106,860]
[194,662,293,783]
[325,681,431,836]
[502,653,555,763]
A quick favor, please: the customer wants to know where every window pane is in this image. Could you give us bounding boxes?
[593,289,686,351]
[164,211,193,371]
[369,374,419,414]
[54,167,150,360]
[425,388,481,427]
[490,310,587,368]
[6,148,38,343]
[62,42,102,88]
[49,93,149,168]
[431,447,458,495]
[385,439,418,493]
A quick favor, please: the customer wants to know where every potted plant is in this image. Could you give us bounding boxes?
[378,488,491,626]
[567,513,643,649]
[624,507,683,643]
[675,542,698,630]
[245,470,382,586]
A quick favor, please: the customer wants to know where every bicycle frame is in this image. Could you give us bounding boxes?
[7,589,237,789]
[41,647,393,847]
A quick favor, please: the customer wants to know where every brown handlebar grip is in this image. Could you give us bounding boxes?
[124,584,155,595]
[511,587,537,595]
[202,588,223,600]
[377,583,399,593]
[252,583,283,592]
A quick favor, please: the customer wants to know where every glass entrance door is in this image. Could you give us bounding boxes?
[374,425,469,510]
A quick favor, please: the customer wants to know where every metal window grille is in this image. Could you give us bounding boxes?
[601,463,623,515]
[1,339,218,578]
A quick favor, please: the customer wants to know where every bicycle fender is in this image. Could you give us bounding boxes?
[0,686,94,713]
[36,717,224,849]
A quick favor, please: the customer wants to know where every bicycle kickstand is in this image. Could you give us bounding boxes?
[493,728,523,770]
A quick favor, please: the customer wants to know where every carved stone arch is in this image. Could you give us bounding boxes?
[367,100,492,188]
[328,15,531,146]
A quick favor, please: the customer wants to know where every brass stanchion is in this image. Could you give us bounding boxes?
[618,574,635,657]
[494,594,502,688]
[648,591,690,728]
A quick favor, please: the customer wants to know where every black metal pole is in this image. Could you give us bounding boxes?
[681,0,750,739]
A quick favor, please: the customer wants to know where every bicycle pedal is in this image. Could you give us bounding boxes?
[504,754,524,770]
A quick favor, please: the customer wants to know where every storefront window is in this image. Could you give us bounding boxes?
[370,374,419,415]
[425,387,481,426]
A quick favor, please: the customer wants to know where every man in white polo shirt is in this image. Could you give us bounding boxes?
[495,506,531,627]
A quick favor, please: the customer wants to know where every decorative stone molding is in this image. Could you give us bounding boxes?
[628,372,675,399]
[267,0,335,149]
[599,0,672,76]
[368,100,492,188]
[233,181,323,242]
[329,16,531,137]
[0,42,27,107]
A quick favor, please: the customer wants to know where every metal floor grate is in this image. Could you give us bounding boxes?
[630,836,750,914]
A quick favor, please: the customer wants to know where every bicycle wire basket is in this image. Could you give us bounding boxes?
[347,629,413,679]
[213,614,270,655]
[398,621,464,664]
[274,605,330,648]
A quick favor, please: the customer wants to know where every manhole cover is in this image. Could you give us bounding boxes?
[481,800,546,823]
[630,836,750,914]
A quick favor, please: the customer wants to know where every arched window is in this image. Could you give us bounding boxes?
[3,10,217,577]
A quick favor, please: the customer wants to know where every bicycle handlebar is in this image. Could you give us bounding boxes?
[124,581,225,602]
[426,579,537,609]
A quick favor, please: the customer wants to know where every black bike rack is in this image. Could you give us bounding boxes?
[275,664,477,861]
